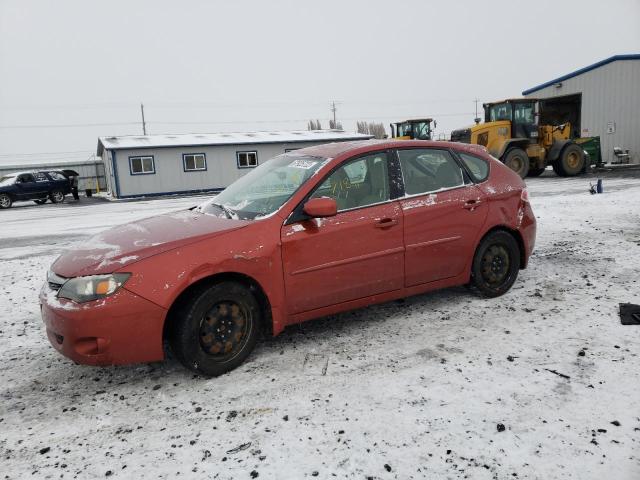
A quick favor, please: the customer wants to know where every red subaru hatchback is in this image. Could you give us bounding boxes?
[41,140,536,376]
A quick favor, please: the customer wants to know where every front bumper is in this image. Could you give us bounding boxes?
[40,284,167,366]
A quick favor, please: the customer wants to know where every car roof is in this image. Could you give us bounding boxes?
[295,139,489,159]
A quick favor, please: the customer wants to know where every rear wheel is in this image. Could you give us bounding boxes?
[49,190,65,203]
[527,166,546,177]
[502,148,530,179]
[471,230,520,297]
[0,193,12,209]
[554,143,585,177]
[34,199,47,205]
[168,281,262,377]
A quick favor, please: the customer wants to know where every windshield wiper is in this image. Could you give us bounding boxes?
[210,203,235,219]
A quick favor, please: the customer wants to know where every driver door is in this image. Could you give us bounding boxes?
[15,174,39,200]
[281,152,404,315]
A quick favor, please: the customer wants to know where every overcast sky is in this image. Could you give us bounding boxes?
[1,0,639,165]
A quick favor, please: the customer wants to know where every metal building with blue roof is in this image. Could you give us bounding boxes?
[522,55,640,165]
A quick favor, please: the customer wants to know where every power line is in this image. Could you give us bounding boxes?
[0,122,139,129]
[0,149,94,157]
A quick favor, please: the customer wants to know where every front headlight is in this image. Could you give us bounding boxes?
[57,273,131,303]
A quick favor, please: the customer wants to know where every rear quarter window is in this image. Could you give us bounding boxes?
[458,152,490,182]
[47,171,67,181]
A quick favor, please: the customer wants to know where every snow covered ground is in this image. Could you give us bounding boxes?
[1,168,639,479]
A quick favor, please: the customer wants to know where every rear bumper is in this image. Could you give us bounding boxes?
[40,285,167,366]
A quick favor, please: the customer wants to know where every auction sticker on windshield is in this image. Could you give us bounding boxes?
[290,159,318,169]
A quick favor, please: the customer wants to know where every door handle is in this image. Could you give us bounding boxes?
[463,199,482,210]
[375,218,398,228]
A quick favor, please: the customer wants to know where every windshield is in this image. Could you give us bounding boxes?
[397,121,431,140]
[0,175,16,186]
[487,103,512,122]
[197,153,328,220]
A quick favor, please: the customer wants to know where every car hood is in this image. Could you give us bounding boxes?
[52,209,250,277]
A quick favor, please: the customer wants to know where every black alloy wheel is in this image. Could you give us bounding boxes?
[471,230,521,297]
[169,281,261,377]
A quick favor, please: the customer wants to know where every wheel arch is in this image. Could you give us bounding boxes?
[547,139,573,163]
[162,271,273,342]
[497,139,530,160]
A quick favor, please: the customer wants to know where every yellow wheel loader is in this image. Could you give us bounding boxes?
[450,98,585,178]
[390,118,435,140]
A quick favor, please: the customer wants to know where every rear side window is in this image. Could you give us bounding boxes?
[48,171,67,181]
[458,152,489,182]
[398,149,464,195]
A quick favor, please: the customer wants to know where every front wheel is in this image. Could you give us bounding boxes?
[553,143,585,177]
[502,148,530,179]
[49,190,65,203]
[471,230,521,297]
[0,193,12,209]
[168,281,262,377]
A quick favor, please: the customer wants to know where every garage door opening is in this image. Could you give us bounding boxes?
[539,94,582,138]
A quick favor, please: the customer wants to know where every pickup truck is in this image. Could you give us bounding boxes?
[0,170,71,209]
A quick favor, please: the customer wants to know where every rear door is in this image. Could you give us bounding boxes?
[33,172,51,197]
[396,148,488,287]
[281,151,404,314]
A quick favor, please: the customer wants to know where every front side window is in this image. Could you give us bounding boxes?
[458,152,489,182]
[18,174,35,183]
[398,149,464,195]
[198,153,326,220]
[34,172,48,182]
[183,153,206,171]
[237,151,258,168]
[514,102,535,124]
[130,156,155,175]
[309,152,390,211]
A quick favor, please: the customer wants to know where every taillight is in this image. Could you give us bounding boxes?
[520,188,529,203]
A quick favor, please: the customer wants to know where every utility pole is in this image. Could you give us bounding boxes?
[331,101,337,128]
[141,103,147,135]
[474,98,481,124]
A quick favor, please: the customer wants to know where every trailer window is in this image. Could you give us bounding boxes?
[129,156,155,175]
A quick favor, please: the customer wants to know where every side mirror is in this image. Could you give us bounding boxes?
[303,197,337,218]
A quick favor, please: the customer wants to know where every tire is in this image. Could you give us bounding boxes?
[0,193,12,209]
[471,230,521,298]
[527,166,546,177]
[554,143,585,177]
[168,281,262,377]
[49,190,65,203]
[34,199,47,205]
[502,148,530,179]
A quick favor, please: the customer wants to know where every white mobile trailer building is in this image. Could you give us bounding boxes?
[97,130,373,199]
[522,54,640,165]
